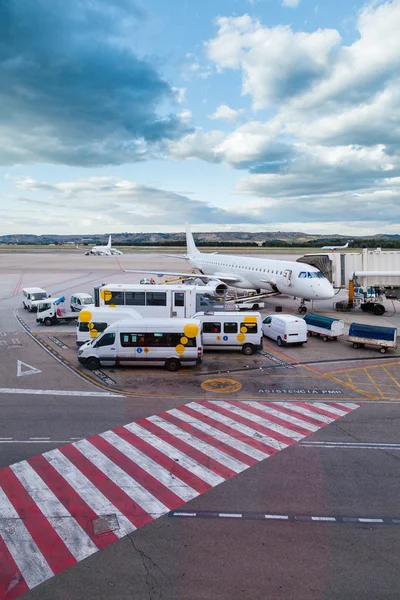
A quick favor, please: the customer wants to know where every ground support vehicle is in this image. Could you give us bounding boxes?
[78,318,203,371]
[193,311,262,355]
[303,313,344,341]
[262,314,308,347]
[70,293,95,311]
[76,307,142,345]
[348,323,397,354]
[22,288,49,312]
[94,283,228,317]
[36,297,78,326]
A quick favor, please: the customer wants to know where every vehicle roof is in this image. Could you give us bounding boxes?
[98,283,195,290]
[79,307,142,318]
[265,314,304,322]
[73,292,93,298]
[194,311,261,318]
[23,287,47,293]
[107,317,201,327]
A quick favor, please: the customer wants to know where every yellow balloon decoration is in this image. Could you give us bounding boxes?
[183,323,199,338]
[80,310,92,323]
[175,344,185,354]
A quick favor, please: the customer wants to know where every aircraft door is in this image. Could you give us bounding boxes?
[283,270,292,286]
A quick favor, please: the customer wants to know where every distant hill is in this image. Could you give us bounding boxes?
[1,231,399,248]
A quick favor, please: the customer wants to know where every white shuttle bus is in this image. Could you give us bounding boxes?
[76,307,142,346]
[194,311,263,355]
[78,318,202,372]
[93,283,227,317]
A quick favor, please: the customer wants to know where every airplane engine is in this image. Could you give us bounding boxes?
[200,282,229,297]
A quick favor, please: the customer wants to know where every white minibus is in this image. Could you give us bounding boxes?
[76,307,142,345]
[262,314,307,346]
[78,318,202,372]
[194,311,263,355]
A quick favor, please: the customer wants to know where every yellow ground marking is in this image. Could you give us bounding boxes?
[328,360,400,375]
[382,367,400,390]
[200,378,243,393]
[363,368,384,398]
[302,364,376,400]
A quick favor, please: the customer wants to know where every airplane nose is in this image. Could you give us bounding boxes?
[313,280,335,300]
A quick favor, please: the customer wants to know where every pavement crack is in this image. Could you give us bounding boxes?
[127,533,165,600]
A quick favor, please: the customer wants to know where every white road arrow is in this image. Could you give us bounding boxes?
[17,360,42,378]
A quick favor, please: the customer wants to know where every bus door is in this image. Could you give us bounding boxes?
[172,292,186,318]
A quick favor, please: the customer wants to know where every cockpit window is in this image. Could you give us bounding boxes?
[299,272,307,278]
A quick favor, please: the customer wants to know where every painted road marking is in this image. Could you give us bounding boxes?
[16,361,42,378]
[0,401,359,599]
[301,441,400,450]
[168,510,395,525]
[47,336,69,350]
[0,388,124,397]
[258,389,344,395]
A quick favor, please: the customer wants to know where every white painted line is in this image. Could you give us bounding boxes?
[169,407,268,461]
[148,415,248,474]
[125,422,225,487]
[44,449,135,538]
[173,512,197,517]
[0,440,73,444]
[217,401,304,441]
[311,516,336,522]
[11,461,98,562]
[0,486,53,589]
[29,437,50,440]
[0,388,124,397]
[264,514,289,520]
[74,439,170,519]
[279,403,334,424]
[189,402,287,452]
[359,518,384,523]
[101,430,198,502]
[246,402,319,432]
[0,437,13,440]
[313,402,348,416]
[219,513,242,518]
[17,360,42,378]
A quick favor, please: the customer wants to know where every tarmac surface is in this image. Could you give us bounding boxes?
[1,250,400,600]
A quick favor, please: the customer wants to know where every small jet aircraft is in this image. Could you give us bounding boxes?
[321,242,349,250]
[124,224,335,313]
[85,235,123,256]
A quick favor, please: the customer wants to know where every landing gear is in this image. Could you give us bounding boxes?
[298,300,307,314]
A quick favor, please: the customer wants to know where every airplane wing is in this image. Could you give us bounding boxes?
[123,269,242,284]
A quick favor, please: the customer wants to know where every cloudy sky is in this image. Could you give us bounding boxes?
[1,0,399,235]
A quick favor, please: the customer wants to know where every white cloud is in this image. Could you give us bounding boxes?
[282,0,300,7]
[205,15,340,109]
[172,87,186,104]
[208,105,244,121]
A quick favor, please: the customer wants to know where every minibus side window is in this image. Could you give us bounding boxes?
[120,333,146,347]
[94,322,108,333]
[105,291,124,305]
[79,322,89,332]
[203,322,221,333]
[147,332,168,346]
[224,322,238,334]
[241,322,257,333]
[174,293,185,307]
[126,292,145,306]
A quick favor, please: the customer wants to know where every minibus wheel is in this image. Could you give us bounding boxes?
[242,344,254,355]
[165,358,181,372]
[86,357,101,371]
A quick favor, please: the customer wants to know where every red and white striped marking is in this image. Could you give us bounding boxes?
[0,400,359,599]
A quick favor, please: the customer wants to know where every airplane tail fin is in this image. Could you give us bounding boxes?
[107,235,111,248]
[185,223,199,255]
[344,242,349,248]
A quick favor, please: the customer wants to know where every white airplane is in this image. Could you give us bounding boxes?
[124,224,335,312]
[85,235,123,256]
[321,242,349,250]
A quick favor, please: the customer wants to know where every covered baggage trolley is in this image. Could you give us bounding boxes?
[303,313,344,341]
[348,323,397,354]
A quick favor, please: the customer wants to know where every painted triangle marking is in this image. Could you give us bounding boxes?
[17,360,42,378]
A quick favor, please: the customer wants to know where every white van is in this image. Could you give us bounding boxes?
[78,318,202,371]
[194,311,263,355]
[76,307,142,346]
[70,293,95,312]
[22,288,49,311]
[262,314,307,346]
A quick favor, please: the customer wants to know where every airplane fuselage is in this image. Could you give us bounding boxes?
[188,251,335,300]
